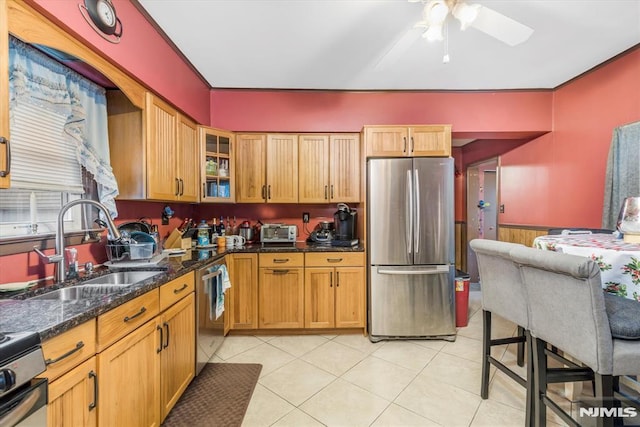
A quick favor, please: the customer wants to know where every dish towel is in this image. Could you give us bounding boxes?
[204,264,231,320]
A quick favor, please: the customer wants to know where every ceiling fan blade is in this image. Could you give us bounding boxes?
[470,5,534,46]
[374,26,422,70]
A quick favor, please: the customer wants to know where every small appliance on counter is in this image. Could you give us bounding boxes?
[260,223,297,246]
[307,221,335,245]
[332,203,359,247]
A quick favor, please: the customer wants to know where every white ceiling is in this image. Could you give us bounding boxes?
[136,0,640,91]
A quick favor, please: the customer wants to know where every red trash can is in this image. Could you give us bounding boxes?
[455,275,471,327]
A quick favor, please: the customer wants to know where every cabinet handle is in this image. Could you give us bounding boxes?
[45,341,84,365]
[202,183,206,198]
[327,258,343,263]
[273,258,289,263]
[403,136,407,153]
[324,185,328,200]
[175,178,180,196]
[330,185,334,199]
[330,271,333,287]
[163,322,170,349]
[124,306,146,322]
[411,136,415,153]
[179,178,184,196]
[173,283,188,294]
[156,325,163,353]
[271,269,289,274]
[89,370,98,410]
[268,185,271,199]
[336,271,340,287]
[261,185,267,200]
[0,137,10,178]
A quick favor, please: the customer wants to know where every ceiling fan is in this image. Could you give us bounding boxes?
[411,0,534,46]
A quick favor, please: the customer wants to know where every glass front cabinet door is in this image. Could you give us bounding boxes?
[200,127,235,203]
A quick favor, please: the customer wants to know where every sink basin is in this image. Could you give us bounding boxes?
[30,285,127,301]
[82,271,163,286]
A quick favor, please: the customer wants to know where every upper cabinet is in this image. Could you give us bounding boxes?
[146,93,198,202]
[364,125,451,157]
[298,134,360,203]
[107,91,198,201]
[235,133,298,203]
[200,127,235,203]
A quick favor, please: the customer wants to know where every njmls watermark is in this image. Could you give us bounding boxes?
[579,407,639,418]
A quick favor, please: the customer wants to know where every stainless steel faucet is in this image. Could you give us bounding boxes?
[35,199,121,283]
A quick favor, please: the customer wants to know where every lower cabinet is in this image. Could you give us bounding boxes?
[98,318,161,427]
[160,293,195,420]
[47,356,97,427]
[227,253,259,329]
[304,253,365,329]
[258,267,304,328]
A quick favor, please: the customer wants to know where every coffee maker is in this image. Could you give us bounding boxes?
[333,203,358,245]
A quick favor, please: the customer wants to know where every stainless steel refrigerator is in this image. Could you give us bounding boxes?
[367,157,456,342]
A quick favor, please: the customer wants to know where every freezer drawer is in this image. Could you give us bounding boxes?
[368,265,455,340]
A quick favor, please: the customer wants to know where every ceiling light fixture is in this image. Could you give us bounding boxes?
[416,0,481,42]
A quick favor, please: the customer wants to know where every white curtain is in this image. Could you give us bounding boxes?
[602,121,640,230]
[8,36,119,218]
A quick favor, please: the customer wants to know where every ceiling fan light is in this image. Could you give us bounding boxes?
[423,25,444,41]
[452,2,481,30]
[425,0,449,25]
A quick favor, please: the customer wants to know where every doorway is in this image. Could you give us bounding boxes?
[466,158,499,282]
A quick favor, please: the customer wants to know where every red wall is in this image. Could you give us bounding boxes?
[26,0,211,124]
[500,48,640,228]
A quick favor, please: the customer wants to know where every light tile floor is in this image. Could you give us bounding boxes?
[210,289,618,427]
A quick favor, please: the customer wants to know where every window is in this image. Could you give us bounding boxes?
[0,36,119,241]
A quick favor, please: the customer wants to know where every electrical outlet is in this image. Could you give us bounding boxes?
[499,204,505,213]
[302,212,310,223]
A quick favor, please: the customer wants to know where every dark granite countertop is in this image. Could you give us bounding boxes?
[0,242,363,341]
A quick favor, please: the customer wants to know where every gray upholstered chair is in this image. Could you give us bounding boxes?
[470,239,532,426]
[511,245,640,427]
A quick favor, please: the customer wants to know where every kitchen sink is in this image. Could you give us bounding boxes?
[82,271,164,286]
[29,285,128,301]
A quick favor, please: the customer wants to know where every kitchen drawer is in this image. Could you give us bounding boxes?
[97,289,159,352]
[41,319,96,382]
[305,252,364,267]
[259,252,304,268]
[159,271,194,311]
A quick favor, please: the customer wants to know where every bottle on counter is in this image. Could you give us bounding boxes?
[219,216,226,236]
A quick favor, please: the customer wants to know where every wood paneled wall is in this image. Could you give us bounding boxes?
[497,225,549,247]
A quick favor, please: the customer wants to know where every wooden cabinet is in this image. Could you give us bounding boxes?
[47,356,97,427]
[0,3,9,189]
[107,91,198,201]
[227,253,259,329]
[200,127,235,203]
[235,134,266,203]
[97,317,161,427]
[146,93,198,201]
[42,320,97,427]
[159,292,195,421]
[258,253,304,328]
[235,133,298,203]
[298,134,360,203]
[364,125,451,157]
[304,252,365,329]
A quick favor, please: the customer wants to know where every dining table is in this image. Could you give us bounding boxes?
[533,232,640,302]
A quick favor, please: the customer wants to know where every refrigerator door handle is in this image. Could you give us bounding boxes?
[377,265,450,275]
[414,168,420,253]
[406,169,412,255]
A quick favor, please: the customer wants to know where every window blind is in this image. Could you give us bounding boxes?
[10,102,85,193]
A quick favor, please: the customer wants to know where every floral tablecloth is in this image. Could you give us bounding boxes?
[533,234,640,301]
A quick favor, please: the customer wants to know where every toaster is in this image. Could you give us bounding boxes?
[260,224,297,243]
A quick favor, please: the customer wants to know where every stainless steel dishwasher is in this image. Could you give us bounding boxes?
[195,255,227,375]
